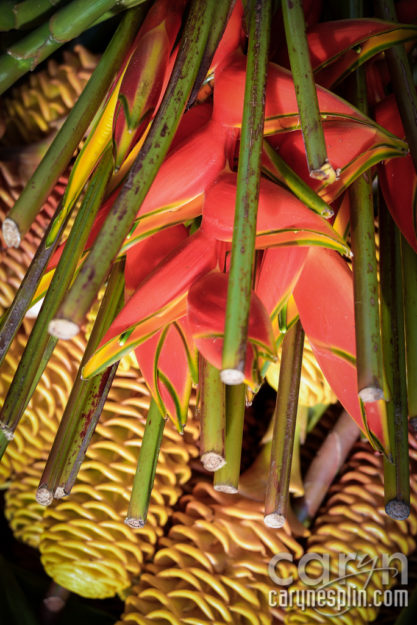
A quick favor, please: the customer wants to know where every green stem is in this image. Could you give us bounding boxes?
[187,0,235,108]
[264,320,304,528]
[2,6,146,246]
[221,0,271,384]
[402,238,417,422]
[239,404,306,501]
[0,432,8,462]
[126,399,165,528]
[50,0,217,339]
[0,148,113,439]
[0,0,66,31]
[37,258,124,505]
[375,0,417,176]
[262,139,333,218]
[281,0,335,181]
[0,0,148,95]
[213,383,246,493]
[349,67,384,402]
[0,200,69,368]
[199,358,226,471]
[379,192,410,520]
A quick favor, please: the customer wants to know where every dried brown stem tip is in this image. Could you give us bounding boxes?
[309,161,338,183]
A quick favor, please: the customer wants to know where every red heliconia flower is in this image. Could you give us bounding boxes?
[84,162,352,376]
[209,0,244,73]
[212,49,366,131]
[83,229,220,379]
[120,119,232,253]
[112,0,186,168]
[201,171,349,254]
[306,18,417,88]
[74,114,232,259]
[375,93,417,253]
[396,1,417,24]
[291,246,388,451]
[187,271,276,388]
[167,101,213,153]
[125,226,195,430]
[365,58,391,107]
[255,246,309,321]
[134,316,197,430]
[265,120,407,204]
[124,223,188,297]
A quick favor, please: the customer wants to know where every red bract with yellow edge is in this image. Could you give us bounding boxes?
[375,92,417,253]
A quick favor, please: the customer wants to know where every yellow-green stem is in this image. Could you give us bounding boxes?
[50,0,217,338]
[126,399,165,528]
[281,0,336,181]
[221,0,271,384]
[214,383,246,493]
[402,238,417,422]
[379,192,410,520]
[200,358,226,472]
[2,6,146,245]
[37,258,124,505]
[264,320,304,527]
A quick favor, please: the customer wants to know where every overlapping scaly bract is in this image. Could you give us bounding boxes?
[5,461,49,549]
[0,322,85,483]
[117,481,303,624]
[1,323,86,550]
[284,438,417,625]
[0,46,97,145]
[39,378,198,600]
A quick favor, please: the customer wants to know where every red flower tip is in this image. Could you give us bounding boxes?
[187,271,276,388]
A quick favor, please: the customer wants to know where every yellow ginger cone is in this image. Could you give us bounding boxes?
[117,481,306,625]
[39,377,199,600]
[1,328,86,548]
[0,46,97,145]
[5,461,50,549]
[284,438,417,625]
[0,320,85,483]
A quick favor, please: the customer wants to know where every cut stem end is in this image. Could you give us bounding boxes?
[310,161,338,183]
[264,512,285,528]
[220,369,244,385]
[201,452,226,472]
[48,318,80,340]
[0,425,14,441]
[36,486,53,506]
[2,218,21,248]
[54,487,66,499]
[213,483,238,494]
[125,516,145,529]
[385,499,410,521]
[358,386,385,403]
